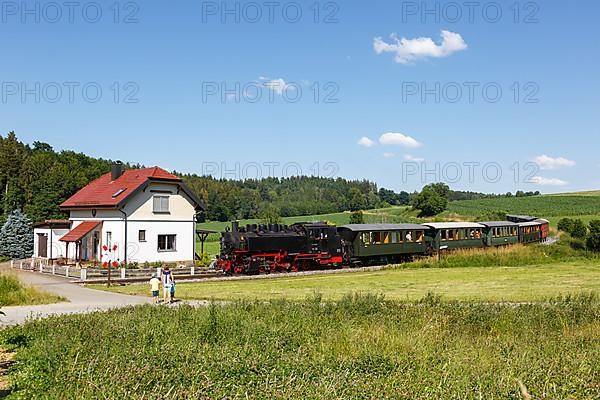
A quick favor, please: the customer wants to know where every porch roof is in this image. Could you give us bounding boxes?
[60,221,102,242]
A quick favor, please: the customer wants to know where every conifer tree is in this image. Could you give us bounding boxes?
[0,209,34,259]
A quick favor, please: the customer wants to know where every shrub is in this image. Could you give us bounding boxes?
[557,217,574,233]
[196,252,213,268]
[570,219,588,239]
[569,238,586,251]
[349,210,364,224]
[587,220,600,252]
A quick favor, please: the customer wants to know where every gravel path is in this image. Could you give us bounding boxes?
[1,263,207,326]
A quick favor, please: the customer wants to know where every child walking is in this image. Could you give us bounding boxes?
[149,274,160,304]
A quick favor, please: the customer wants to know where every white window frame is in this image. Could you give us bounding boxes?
[157,234,176,252]
[153,195,170,213]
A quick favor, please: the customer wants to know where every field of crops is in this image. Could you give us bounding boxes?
[1,294,598,399]
[447,195,600,218]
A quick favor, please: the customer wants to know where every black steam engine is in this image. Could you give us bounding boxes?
[217,221,343,274]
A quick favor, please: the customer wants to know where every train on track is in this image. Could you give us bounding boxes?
[216,215,549,274]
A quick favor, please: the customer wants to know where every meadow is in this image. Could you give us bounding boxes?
[99,244,600,302]
[0,274,63,307]
[1,294,598,399]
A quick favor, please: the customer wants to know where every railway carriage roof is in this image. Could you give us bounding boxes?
[518,221,543,227]
[340,224,428,232]
[478,221,518,227]
[506,214,538,222]
[422,222,485,229]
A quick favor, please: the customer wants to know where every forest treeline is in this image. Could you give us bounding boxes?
[0,132,538,224]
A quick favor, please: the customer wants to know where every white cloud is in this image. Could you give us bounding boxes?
[531,176,568,186]
[379,132,422,148]
[259,77,294,95]
[533,155,576,170]
[383,152,396,158]
[358,137,375,148]
[374,30,467,64]
[403,154,425,162]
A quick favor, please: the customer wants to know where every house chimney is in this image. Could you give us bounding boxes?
[111,161,123,181]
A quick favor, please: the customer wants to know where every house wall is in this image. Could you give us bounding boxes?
[67,181,197,264]
[33,228,69,259]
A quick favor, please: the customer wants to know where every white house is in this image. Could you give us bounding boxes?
[32,220,70,260]
[33,162,204,265]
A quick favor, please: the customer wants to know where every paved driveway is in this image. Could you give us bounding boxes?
[1,263,153,326]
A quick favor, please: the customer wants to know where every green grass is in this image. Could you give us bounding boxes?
[0,274,64,307]
[96,261,600,303]
[1,294,598,399]
[103,243,600,302]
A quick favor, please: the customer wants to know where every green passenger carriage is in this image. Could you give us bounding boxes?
[338,224,430,265]
[423,222,486,250]
[479,221,520,246]
[518,221,544,243]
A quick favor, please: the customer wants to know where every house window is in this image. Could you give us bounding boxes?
[158,234,176,252]
[153,195,170,213]
[139,230,146,242]
[106,231,112,247]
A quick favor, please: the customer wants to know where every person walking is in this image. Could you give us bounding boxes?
[162,266,174,304]
[149,274,160,304]
[170,277,176,302]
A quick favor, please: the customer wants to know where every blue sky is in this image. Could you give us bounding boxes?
[1,0,599,193]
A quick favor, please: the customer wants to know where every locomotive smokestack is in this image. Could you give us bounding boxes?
[232,221,239,232]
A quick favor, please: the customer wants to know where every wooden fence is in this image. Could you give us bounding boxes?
[10,258,219,283]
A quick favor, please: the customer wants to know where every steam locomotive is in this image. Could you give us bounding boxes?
[216,216,549,274]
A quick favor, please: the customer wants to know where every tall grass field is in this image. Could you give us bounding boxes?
[1,294,598,399]
[0,274,63,307]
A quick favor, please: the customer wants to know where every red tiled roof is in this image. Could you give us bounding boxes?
[60,167,181,209]
[60,221,102,242]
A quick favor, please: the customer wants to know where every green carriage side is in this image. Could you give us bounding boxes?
[423,222,486,251]
[338,224,430,265]
[478,221,520,246]
[518,221,543,243]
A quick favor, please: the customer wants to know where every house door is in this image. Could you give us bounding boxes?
[92,232,99,260]
[38,233,48,258]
